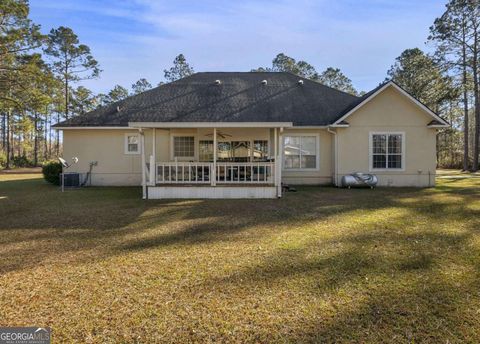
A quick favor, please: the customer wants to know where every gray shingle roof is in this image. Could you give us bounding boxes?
[54,72,363,127]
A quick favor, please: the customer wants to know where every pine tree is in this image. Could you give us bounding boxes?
[164,54,194,82]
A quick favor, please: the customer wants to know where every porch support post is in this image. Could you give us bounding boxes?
[212,127,217,186]
[140,128,147,199]
[152,128,156,161]
[150,128,156,186]
[274,128,278,187]
[274,128,278,158]
[276,127,283,198]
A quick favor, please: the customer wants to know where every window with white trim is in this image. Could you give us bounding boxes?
[125,133,140,154]
[283,135,318,169]
[173,136,195,158]
[370,133,404,170]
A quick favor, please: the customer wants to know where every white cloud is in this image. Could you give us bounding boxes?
[32,0,446,93]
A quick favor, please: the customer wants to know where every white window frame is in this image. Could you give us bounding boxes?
[369,132,405,172]
[282,133,320,171]
[124,133,140,155]
[170,134,196,161]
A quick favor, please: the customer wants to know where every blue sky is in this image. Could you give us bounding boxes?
[30,0,446,94]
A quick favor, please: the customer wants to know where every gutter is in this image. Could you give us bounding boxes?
[128,122,293,128]
[53,126,129,130]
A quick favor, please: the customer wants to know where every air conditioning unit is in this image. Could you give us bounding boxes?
[63,172,80,187]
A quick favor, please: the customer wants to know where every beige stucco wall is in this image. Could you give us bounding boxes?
[62,127,272,186]
[62,86,439,188]
[335,85,438,187]
[63,129,143,185]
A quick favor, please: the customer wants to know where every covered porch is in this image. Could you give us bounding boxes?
[130,122,292,199]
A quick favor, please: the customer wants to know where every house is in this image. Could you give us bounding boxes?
[53,72,449,199]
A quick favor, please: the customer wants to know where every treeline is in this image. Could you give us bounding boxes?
[0,0,196,169]
[258,0,480,171]
[1,0,478,170]
[1,1,101,168]
[251,53,360,96]
[428,0,480,170]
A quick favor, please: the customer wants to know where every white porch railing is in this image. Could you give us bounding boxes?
[155,162,275,185]
[156,162,212,184]
[215,162,274,184]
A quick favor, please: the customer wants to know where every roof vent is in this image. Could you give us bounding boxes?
[298,80,304,85]
[214,79,221,85]
[116,106,121,112]
[261,80,268,85]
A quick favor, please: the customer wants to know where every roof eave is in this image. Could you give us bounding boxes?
[128,122,294,128]
[53,126,128,130]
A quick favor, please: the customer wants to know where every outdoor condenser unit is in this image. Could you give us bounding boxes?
[63,172,80,188]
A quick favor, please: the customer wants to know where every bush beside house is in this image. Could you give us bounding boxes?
[42,161,62,185]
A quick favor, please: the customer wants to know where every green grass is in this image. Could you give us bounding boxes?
[0,172,479,343]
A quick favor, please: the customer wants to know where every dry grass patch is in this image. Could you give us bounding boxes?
[0,171,480,343]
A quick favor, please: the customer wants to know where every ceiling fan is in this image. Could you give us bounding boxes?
[204,131,232,139]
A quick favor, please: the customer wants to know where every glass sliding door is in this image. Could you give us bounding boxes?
[199,140,213,162]
[231,141,251,162]
[217,142,232,162]
[253,140,268,161]
[197,139,269,162]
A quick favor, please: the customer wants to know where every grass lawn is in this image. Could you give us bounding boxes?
[1,172,479,343]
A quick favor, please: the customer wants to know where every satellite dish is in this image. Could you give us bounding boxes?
[58,157,79,169]
[58,157,68,168]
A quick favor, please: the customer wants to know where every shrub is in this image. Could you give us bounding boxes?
[42,161,63,185]
[12,155,33,168]
[0,151,6,169]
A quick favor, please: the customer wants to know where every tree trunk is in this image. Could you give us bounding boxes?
[65,77,69,121]
[450,105,455,166]
[44,116,48,160]
[1,112,5,151]
[6,110,10,169]
[463,86,470,170]
[474,31,480,171]
[462,24,470,171]
[49,115,52,158]
[34,112,38,166]
[55,112,60,156]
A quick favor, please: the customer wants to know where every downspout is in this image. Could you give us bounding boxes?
[139,128,147,199]
[327,127,338,186]
[274,127,278,192]
[277,127,284,198]
[149,128,156,186]
[212,128,217,186]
